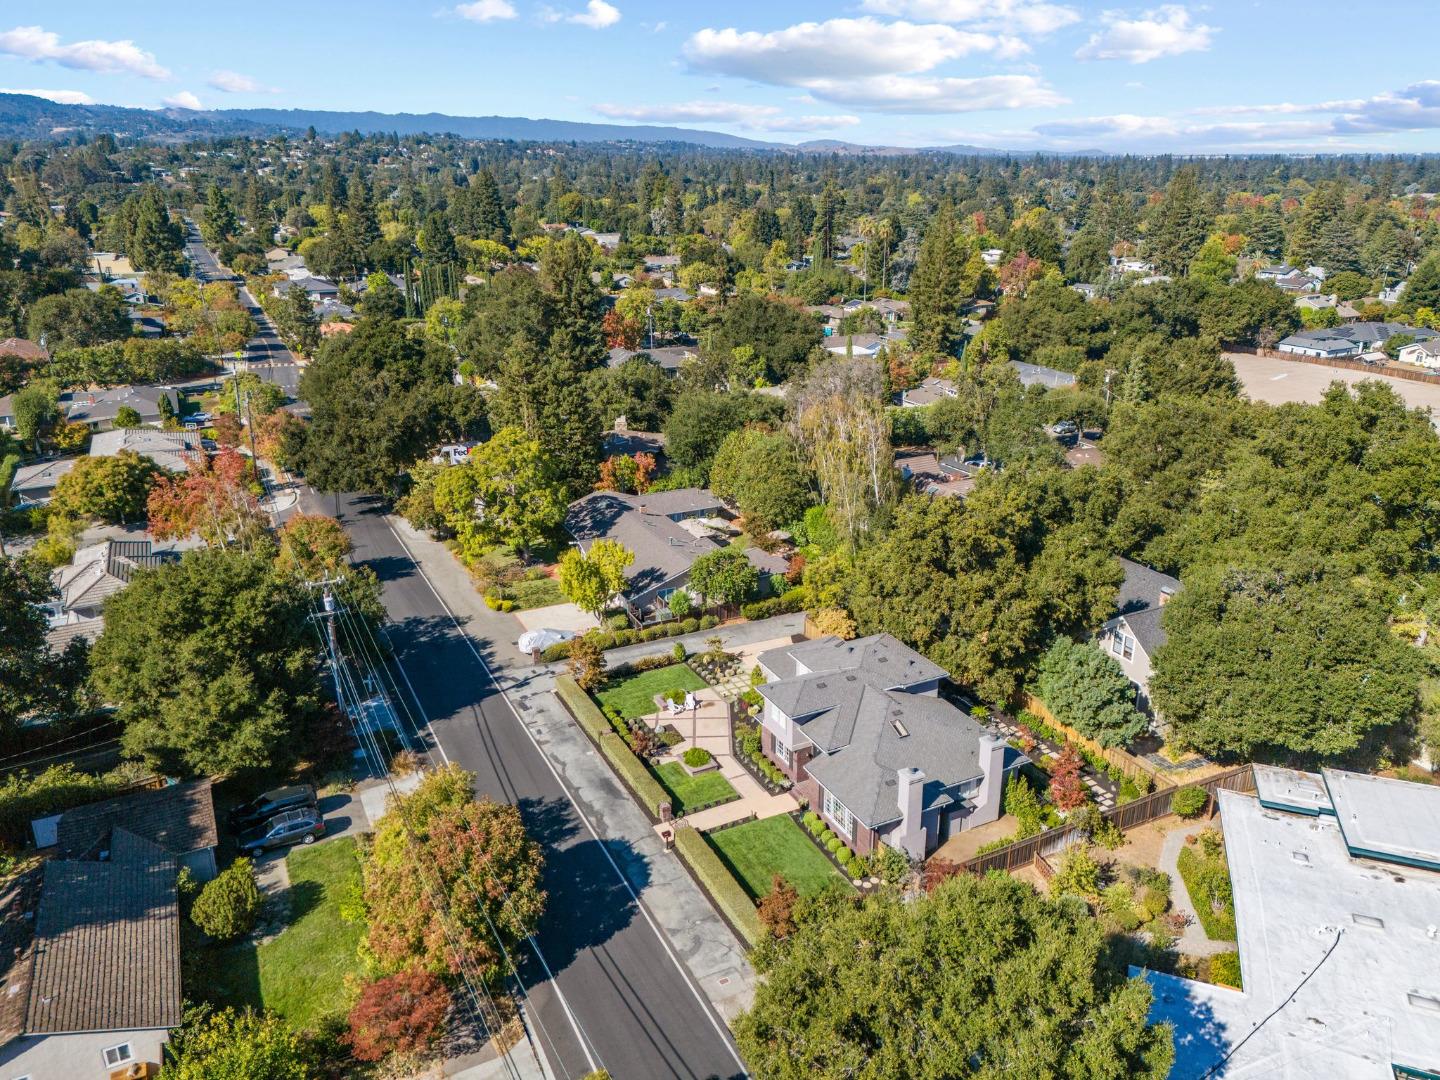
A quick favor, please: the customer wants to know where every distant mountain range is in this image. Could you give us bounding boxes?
[0,91,1083,155]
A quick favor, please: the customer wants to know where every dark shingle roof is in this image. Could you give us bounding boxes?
[55,779,217,861]
[563,489,727,598]
[1114,558,1180,655]
[801,685,988,829]
[25,829,180,1034]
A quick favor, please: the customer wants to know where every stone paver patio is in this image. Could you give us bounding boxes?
[648,685,799,838]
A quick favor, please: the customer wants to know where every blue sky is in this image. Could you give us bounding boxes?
[1,3,1439,152]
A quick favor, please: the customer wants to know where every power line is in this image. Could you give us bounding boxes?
[305,585,525,1080]
[325,578,582,1077]
[312,591,520,1080]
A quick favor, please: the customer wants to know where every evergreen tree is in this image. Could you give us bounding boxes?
[126,186,185,274]
[539,232,606,368]
[1147,169,1212,276]
[909,207,970,359]
[201,183,237,248]
[1402,252,1440,312]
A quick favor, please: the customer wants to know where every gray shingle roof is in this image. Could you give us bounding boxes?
[56,779,218,861]
[564,488,727,598]
[802,685,987,829]
[89,428,200,472]
[25,828,180,1034]
[759,633,946,690]
[1114,558,1180,655]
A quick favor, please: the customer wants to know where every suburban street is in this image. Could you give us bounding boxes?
[319,491,749,1080]
[183,221,302,397]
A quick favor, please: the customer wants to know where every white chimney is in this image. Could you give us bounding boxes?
[971,733,1008,828]
[897,767,927,860]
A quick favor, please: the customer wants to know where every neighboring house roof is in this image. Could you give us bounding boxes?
[55,778,218,861]
[9,457,76,498]
[900,377,957,407]
[44,614,104,652]
[564,488,728,599]
[824,331,905,357]
[60,384,178,428]
[602,429,666,458]
[89,427,199,472]
[276,276,338,298]
[24,828,180,1035]
[651,287,692,302]
[1399,339,1440,360]
[1111,557,1180,656]
[606,345,694,372]
[1143,779,1440,1080]
[52,540,165,613]
[1010,360,1077,388]
[1278,321,1439,353]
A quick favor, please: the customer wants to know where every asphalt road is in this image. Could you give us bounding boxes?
[183,223,301,397]
[329,491,747,1080]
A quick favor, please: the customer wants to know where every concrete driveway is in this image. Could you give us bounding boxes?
[513,601,599,637]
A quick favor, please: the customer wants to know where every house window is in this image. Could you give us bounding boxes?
[102,1043,134,1068]
[1111,632,1134,661]
[822,789,854,839]
[773,739,792,767]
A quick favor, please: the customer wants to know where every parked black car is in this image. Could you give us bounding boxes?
[228,784,317,832]
[236,808,326,854]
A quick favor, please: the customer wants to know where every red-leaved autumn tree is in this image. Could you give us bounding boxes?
[1049,744,1089,812]
[601,308,641,350]
[346,968,451,1062]
[146,448,267,547]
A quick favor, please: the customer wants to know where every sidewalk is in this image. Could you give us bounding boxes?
[384,515,759,1022]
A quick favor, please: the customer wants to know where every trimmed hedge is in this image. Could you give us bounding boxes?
[741,588,807,622]
[554,676,671,819]
[540,616,722,663]
[673,826,763,946]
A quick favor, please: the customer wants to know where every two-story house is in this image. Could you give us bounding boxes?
[1096,558,1180,715]
[754,634,1022,860]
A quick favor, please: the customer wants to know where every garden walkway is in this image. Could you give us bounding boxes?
[1159,819,1233,958]
[990,713,1119,810]
[651,687,799,837]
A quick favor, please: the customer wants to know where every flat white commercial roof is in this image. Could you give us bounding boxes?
[1252,764,1332,816]
[1323,768,1440,871]
[1142,788,1440,1079]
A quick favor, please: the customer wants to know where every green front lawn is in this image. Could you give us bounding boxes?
[202,837,365,1030]
[595,663,707,721]
[508,575,566,610]
[707,815,851,899]
[653,761,738,814]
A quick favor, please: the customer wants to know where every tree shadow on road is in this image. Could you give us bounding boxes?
[518,795,652,976]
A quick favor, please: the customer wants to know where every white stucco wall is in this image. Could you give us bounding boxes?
[0,1028,169,1080]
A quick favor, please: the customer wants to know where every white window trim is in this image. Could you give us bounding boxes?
[774,740,792,767]
[102,1042,134,1067]
[822,788,854,840]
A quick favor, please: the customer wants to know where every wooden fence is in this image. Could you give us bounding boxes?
[1230,345,1440,386]
[1020,695,1173,789]
[960,764,1256,876]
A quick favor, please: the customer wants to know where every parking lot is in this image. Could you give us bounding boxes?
[1228,351,1440,423]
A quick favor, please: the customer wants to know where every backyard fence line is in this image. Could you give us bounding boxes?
[960,764,1256,877]
[1230,345,1440,386]
[1021,695,1174,789]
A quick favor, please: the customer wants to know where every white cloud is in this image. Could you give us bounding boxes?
[861,0,1080,35]
[0,25,169,79]
[162,90,203,110]
[454,0,517,21]
[1032,113,1335,149]
[1176,83,1440,135]
[685,18,1026,85]
[593,100,860,132]
[1075,5,1214,63]
[0,87,94,105]
[569,0,621,28]
[806,73,1065,113]
[207,70,277,94]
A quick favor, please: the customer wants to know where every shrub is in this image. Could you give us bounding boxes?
[699,615,720,629]
[1171,785,1209,819]
[606,613,630,631]
[1050,845,1101,902]
[826,837,844,855]
[802,811,821,832]
[682,747,713,768]
[1049,745,1089,811]
[346,967,450,1062]
[741,588,807,621]
[843,855,864,878]
[673,827,763,944]
[1177,845,1237,941]
[1209,951,1242,989]
[567,636,607,690]
[1004,774,1046,838]
[672,642,687,662]
[874,843,911,885]
[757,874,799,938]
[191,858,263,940]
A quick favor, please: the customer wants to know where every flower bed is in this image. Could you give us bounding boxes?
[798,810,868,883]
[733,721,791,792]
[1176,832,1237,941]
